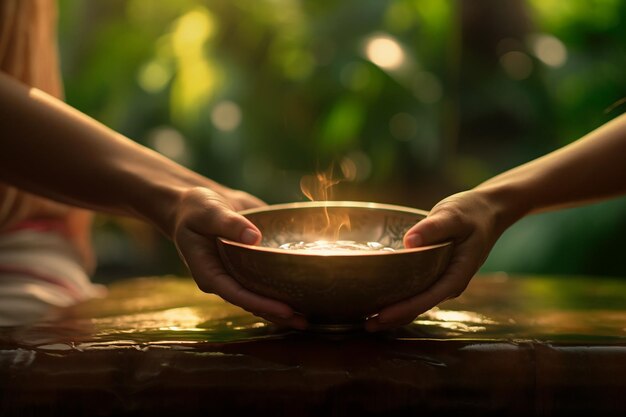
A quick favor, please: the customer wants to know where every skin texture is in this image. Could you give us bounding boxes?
[0,72,307,330]
[366,112,626,331]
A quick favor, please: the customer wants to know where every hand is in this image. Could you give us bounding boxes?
[170,187,307,330]
[365,190,518,332]
[220,188,266,212]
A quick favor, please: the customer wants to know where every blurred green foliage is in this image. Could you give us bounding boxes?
[57,0,626,278]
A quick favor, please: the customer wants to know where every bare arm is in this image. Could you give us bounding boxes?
[1,71,238,232]
[0,71,307,329]
[366,112,626,331]
[477,112,626,216]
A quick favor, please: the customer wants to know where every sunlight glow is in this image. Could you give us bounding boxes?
[171,8,215,57]
[93,307,204,331]
[170,7,219,124]
[414,309,497,333]
[365,34,406,70]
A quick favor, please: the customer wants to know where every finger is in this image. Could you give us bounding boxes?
[177,191,296,319]
[179,230,295,319]
[404,207,469,248]
[185,196,263,246]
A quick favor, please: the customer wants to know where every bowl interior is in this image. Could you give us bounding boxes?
[241,202,427,251]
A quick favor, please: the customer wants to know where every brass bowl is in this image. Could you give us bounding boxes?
[217,201,452,332]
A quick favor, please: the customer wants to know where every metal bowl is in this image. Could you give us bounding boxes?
[217,201,452,332]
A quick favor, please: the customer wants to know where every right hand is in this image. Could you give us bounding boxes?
[170,187,307,330]
[366,189,521,331]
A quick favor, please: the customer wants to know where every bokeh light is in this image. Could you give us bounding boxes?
[500,50,534,80]
[137,60,172,93]
[210,101,242,132]
[364,34,406,71]
[55,0,626,279]
[340,150,372,182]
[147,126,189,164]
[529,33,567,68]
[170,7,218,124]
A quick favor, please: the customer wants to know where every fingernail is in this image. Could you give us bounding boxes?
[240,228,261,245]
[405,233,422,248]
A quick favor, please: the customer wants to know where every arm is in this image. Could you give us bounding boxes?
[0,71,254,224]
[0,71,307,329]
[366,112,626,331]
[477,112,626,214]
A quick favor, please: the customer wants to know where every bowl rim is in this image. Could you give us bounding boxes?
[218,201,452,257]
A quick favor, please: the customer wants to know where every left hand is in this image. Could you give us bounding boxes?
[220,188,266,212]
[169,187,307,330]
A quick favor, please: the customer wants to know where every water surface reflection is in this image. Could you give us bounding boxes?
[2,274,624,351]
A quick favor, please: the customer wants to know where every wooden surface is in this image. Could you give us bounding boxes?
[1,274,625,416]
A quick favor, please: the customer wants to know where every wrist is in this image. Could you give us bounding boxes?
[473,181,532,234]
[130,180,186,238]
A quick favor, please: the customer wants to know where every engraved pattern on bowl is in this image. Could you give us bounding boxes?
[217,201,453,330]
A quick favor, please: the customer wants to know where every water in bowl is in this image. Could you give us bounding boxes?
[279,240,395,255]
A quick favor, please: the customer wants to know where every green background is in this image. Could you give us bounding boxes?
[57,0,626,280]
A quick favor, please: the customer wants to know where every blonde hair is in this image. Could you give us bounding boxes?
[0,0,64,228]
[0,0,62,97]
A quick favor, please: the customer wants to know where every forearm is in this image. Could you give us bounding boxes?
[473,113,626,228]
[0,72,219,235]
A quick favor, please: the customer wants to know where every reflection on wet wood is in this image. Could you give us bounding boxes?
[0,274,625,416]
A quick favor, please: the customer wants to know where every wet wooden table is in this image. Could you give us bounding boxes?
[1,274,625,416]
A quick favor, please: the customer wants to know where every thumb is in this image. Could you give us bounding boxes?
[236,218,262,246]
[178,188,262,245]
[205,210,262,245]
[404,209,466,248]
